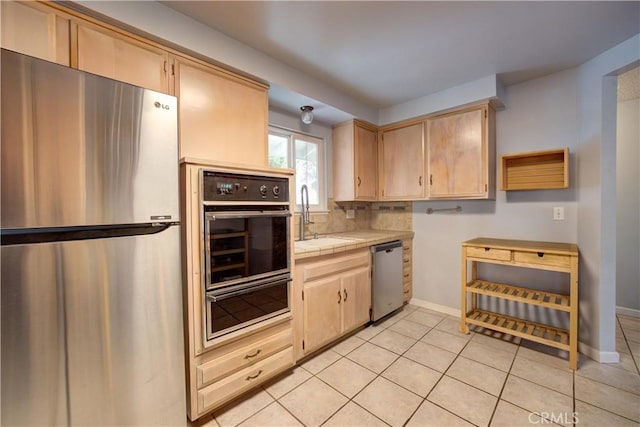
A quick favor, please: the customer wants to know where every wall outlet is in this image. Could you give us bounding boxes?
[346,209,355,219]
[553,207,565,220]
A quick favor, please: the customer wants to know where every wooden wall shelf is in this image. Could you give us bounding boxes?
[500,148,569,191]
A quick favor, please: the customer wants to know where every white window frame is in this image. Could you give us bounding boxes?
[268,125,327,213]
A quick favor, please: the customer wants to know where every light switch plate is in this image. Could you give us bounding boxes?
[346,209,355,219]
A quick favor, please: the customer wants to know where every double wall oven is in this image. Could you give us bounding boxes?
[201,170,291,343]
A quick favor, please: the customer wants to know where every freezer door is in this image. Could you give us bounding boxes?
[1,226,186,426]
[0,49,179,229]
[62,226,186,426]
[1,244,68,426]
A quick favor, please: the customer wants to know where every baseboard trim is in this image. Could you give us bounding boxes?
[408,297,460,317]
[579,342,620,363]
[616,306,640,318]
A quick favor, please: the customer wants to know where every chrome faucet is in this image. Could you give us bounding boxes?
[299,184,314,241]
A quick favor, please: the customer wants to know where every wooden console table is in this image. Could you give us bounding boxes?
[459,238,579,370]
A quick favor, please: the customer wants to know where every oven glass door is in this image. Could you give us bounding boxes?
[205,274,291,341]
[204,210,290,290]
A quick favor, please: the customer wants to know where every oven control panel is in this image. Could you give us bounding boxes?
[202,170,289,202]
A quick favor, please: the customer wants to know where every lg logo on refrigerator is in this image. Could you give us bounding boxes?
[154,101,170,110]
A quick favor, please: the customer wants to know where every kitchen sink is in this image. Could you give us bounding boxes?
[294,236,355,250]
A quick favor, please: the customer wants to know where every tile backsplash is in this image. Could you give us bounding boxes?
[295,199,412,240]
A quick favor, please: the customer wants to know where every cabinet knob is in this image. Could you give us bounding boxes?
[537,252,545,257]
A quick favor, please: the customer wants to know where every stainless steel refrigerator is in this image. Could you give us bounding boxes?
[1,49,186,426]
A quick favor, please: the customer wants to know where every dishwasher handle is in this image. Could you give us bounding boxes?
[371,240,402,253]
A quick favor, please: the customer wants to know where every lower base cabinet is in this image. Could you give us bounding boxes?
[402,239,413,303]
[295,248,371,358]
[189,320,294,420]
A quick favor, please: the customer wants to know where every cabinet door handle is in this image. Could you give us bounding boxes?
[246,370,263,381]
[338,291,342,304]
[357,177,361,187]
[419,176,422,186]
[244,349,262,359]
[343,289,348,301]
[429,174,433,186]
[537,252,545,257]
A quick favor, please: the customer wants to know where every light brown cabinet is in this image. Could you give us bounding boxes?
[333,120,377,201]
[3,1,271,167]
[426,104,495,199]
[296,249,371,356]
[173,55,268,165]
[181,162,295,420]
[378,123,425,200]
[75,22,170,93]
[0,0,70,65]
[402,239,413,303]
[194,323,293,417]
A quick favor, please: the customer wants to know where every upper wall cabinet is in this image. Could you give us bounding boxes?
[173,55,268,165]
[75,22,170,94]
[426,103,495,199]
[333,120,377,201]
[378,122,425,200]
[0,1,70,66]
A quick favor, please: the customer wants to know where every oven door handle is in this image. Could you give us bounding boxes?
[206,278,292,302]
[206,211,292,220]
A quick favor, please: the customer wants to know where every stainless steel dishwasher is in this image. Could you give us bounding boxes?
[371,240,404,321]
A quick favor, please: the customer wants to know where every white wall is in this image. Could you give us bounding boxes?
[616,97,640,313]
[576,34,640,360]
[412,68,579,320]
[378,75,504,125]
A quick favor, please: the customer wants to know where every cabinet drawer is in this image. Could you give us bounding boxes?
[197,328,291,388]
[513,251,571,268]
[198,346,293,414]
[403,267,412,284]
[466,246,512,261]
[301,249,370,283]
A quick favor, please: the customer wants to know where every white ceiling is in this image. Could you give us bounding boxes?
[162,1,639,123]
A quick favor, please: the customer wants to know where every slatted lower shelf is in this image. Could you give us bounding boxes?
[465,309,570,351]
[467,280,570,312]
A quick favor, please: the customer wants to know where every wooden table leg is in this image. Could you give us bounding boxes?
[569,256,579,370]
[459,246,470,334]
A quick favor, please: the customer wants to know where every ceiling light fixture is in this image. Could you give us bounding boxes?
[300,106,314,124]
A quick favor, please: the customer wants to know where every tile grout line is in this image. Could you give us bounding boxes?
[311,312,450,426]
[412,329,480,427]
[617,314,640,375]
[485,336,521,427]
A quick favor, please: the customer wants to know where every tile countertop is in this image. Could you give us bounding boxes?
[294,229,414,260]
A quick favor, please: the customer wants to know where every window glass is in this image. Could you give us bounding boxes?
[268,126,325,211]
[268,133,289,169]
[295,139,319,205]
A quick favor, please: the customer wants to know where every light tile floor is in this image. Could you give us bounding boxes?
[199,305,640,427]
